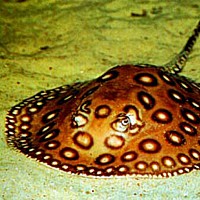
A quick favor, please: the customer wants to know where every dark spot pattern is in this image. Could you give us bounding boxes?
[168,89,185,103]
[150,162,161,172]
[19,123,31,131]
[60,147,79,160]
[105,135,125,149]
[44,140,61,150]
[42,109,60,123]
[135,161,148,171]
[20,131,32,138]
[117,165,130,174]
[50,159,61,167]
[121,151,138,162]
[139,139,161,153]
[39,129,60,142]
[134,73,158,86]
[61,164,75,173]
[177,79,193,93]
[73,131,93,149]
[177,153,191,165]
[158,71,176,86]
[152,109,173,124]
[179,122,197,136]
[97,70,119,82]
[181,108,200,124]
[95,105,111,118]
[137,91,155,110]
[189,149,200,160]
[43,154,55,166]
[37,122,56,136]
[187,98,200,110]
[161,156,176,168]
[20,115,32,123]
[165,131,186,146]
[75,164,88,172]
[95,154,115,165]
[105,166,116,175]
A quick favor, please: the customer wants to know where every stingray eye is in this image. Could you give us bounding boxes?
[121,117,130,126]
[111,109,144,135]
[111,115,130,133]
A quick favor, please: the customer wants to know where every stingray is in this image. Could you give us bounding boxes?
[5,21,200,178]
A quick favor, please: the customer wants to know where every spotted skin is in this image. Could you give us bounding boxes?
[5,21,200,178]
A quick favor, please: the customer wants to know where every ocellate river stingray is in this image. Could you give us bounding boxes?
[5,21,200,178]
